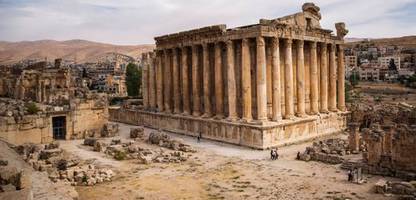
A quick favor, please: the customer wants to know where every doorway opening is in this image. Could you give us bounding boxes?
[52,116,66,140]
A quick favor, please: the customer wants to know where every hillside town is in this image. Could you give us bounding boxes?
[0,2,416,200]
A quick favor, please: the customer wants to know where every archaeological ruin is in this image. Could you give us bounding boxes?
[111,3,349,149]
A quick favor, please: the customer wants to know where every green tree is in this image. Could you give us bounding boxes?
[125,63,141,97]
[349,72,360,87]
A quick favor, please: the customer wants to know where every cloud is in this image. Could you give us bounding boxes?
[0,0,415,45]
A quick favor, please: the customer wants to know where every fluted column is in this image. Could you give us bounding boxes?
[172,48,180,114]
[329,43,337,112]
[284,39,294,119]
[181,47,190,115]
[149,52,157,109]
[256,37,267,121]
[320,43,328,113]
[226,40,237,120]
[156,51,164,111]
[142,53,149,109]
[202,43,212,117]
[337,44,346,111]
[214,42,224,118]
[271,37,282,121]
[310,42,319,114]
[296,40,306,117]
[192,45,201,116]
[241,38,252,121]
[164,49,172,113]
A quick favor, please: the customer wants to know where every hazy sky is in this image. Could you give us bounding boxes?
[0,0,415,45]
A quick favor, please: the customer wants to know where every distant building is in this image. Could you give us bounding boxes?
[345,56,357,68]
[378,56,400,69]
[359,67,380,81]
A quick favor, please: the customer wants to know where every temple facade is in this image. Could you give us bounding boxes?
[112,3,349,149]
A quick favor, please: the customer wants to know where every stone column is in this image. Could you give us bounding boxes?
[226,40,237,120]
[320,43,328,113]
[271,37,282,121]
[156,51,164,111]
[256,37,267,121]
[284,39,294,119]
[192,45,201,116]
[296,40,306,117]
[164,49,172,113]
[329,43,337,112]
[149,52,157,109]
[202,43,212,117]
[172,48,181,114]
[309,42,319,114]
[337,45,346,111]
[214,42,224,118]
[241,38,252,121]
[141,53,149,109]
[181,47,190,115]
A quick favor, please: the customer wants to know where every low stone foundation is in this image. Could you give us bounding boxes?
[110,108,347,149]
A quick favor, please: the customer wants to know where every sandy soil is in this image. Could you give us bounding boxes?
[59,123,395,200]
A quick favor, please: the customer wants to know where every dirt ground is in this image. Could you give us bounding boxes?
[58,123,396,200]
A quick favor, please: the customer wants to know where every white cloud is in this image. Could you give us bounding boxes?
[0,0,415,44]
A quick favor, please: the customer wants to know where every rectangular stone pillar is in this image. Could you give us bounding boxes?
[284,39,294,119]
[141,53,149,109]
[256,37,267,121]
[309,42,319,114]
[202,43,212,117]
[192,45,201,116]
[329,43,337,111]
[319,43,328,113]
[156,51,164,111]
[214,42,224,118]
[226,40,237,120]
[271,37,282,121]
[164,49,172,113]
[241,38,252,121]
[337,45,346,111]
[148,52,157,109]
[172,48,180,114]
[181,47,190,115]
[296,40,306,117]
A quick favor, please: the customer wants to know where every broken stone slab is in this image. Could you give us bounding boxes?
[93,140,107,152]
[83,138,98,146]
[130,127,144,139]
[39,148,63,160]
[45,141,60,149]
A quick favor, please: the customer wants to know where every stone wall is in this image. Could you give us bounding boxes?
[0,115,53,145]
[109,108,347,149]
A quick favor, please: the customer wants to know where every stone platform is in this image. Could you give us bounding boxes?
[109,108,347,149]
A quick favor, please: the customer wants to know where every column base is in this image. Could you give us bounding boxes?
[192,111,201,117]
[182,111,190,116]
[319,110,329,114]
[272,115,283,122]
[226,116,238,122]
[329,108,338,112]
[201,113,212,118]
[240,118,253,123]
[284,115,295,120]
[214,114,224,120]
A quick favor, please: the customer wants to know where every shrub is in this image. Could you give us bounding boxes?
[25,102,40,114]
[114,151,127,160]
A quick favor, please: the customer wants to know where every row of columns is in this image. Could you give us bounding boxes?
[142,37,346,122]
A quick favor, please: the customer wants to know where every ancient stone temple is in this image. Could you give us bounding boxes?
[112,3,348,149]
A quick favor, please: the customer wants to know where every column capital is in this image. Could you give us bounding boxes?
[310,41,317,49]
[338,44,344,51]
[242,38,249,44]
[284,38,293,45]
[226,39,233,46]
[320,42,327,50]
[329,43,336,51]
[296,40,304,48]
[271,37,279,46]
[256,36,265,47]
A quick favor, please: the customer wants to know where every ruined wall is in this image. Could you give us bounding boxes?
[0,115,53,145]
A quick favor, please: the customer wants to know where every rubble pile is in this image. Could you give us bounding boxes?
[130,127,145,139]
[101,123,119,137]
[14,142,114,186]
[148,131,196,153]
[375,179,416,199]
[82,130,195,164]
[299,138,351,164]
